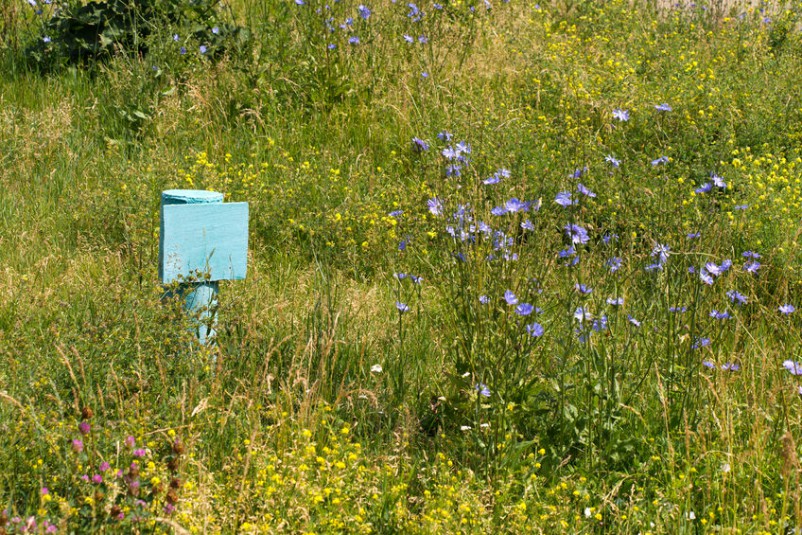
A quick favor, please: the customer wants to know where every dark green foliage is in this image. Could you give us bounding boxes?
[27,0,249,67]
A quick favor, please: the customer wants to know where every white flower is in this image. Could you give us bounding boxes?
[460,425,472,431]
[370,364,383,374]
[584,508,592,518]
[721,463,731,473]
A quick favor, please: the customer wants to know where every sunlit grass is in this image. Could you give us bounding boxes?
[2,0,802,532]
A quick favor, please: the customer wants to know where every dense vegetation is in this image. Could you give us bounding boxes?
[3,0,802,532]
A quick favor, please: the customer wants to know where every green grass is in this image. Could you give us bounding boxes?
[3,0,802,532]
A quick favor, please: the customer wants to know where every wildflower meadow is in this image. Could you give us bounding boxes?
[4,0,802,532]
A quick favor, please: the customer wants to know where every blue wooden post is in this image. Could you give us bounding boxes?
[159,189,248,345]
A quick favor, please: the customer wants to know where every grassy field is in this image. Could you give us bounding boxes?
[3,0,802,532]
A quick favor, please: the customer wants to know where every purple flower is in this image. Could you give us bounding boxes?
[570,166,588,178]
[437,130,452,142]
[479,295,489,304]
[651,156,669,166]
[99,461,110,472]
[78,421,91,435]
[607,297,624,306]
[780,304,795,315]
[702,360,716,369]
[655,103,672,112]
[555,191,576,207]
[71,439,84,453]
[699,267,714,285]
[212,26,219,34]
[669,306,688,313]
[526,322,544,337]
[125,436,136,448]
[612,108,629,121]
[627,315,641,327]
[133,449,147,458]
[605,155,621,168]
[692,337,711,349]
[179,46,187,55]
[521,219,535,231]
[389,210,403,217]
[199,45,208,54]
[92,474,103,484]
[695,182,712,194]
[576,183,596,198]
[734,204,749,211]
[505,198,527,213]
[515,303,534,316]
[396,301,410,313]
[592,315,608,332]
[559,247,576,259]
[427,197,443,216]
[704,260,731,278]
[726,290,748,305]
[710,309,730,320]
[295,0,305,4]
[445,164,461,177]
[490,206,507,216]
[575,283,592,295]
[357,4,371,19]
[711,173,726,189]
[564,224,589,245]
[504,290,518,306]
[407,2,422,20]
[475,383,491,397]
[412,137,429,152]
[744,260,761,274]
[43,36,52,43]
[607,257,622,273]
[687,232,701,239]
[783,360,802,375]
[348,36,360,45]
[742,250,761,259]
[652,243,671,265]
[573,307,590,323]
[721,362,740,372]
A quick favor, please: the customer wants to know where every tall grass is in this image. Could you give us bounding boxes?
[3,0,802,532]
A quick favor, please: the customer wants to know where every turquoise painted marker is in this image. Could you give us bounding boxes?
[159,189,248,345]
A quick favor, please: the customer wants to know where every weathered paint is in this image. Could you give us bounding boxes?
[159,202,249,283]
[158,189,249,345]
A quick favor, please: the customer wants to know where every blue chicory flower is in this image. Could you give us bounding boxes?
[564,224,589,245]
[555,191,576,207]
[526,322,545,337]
[612,109,630,121]
[504,290,518,306]
[516,303,534,316]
